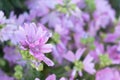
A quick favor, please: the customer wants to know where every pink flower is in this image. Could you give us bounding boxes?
[45,74,66,80]
[52,42,67,64]
[3,46,22,66]
[96,67,120,80]
[63,48,96,79]
[0,70,14,80]
[107,44,120,64]
[15,23,54,66]
[93,0,115,29]
[35,74,67,80]
[105,24,120,43]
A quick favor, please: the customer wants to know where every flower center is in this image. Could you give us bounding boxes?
[74,60,84,71]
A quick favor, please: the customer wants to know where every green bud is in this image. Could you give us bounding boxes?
[14,65,23,71]
[14,71,23,80]
[99,54,112,67]
[20,50,34,60]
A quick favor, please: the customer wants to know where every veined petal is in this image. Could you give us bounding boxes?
[45,74,56,80]
[43,56,54,66]
[41,44,53,53]
[83,54,93,64]
[75,48,85,60]
[39,31,51,44]
[63,51,75,62]
[70,69,77,80]
[84,63,96,74]
[24,23,36,40]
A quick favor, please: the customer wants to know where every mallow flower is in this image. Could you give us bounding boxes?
[63,48,96,79]
[35,74,67,80]
[3,46,22,66]
[15,23,54,66]
[96,67,120,80]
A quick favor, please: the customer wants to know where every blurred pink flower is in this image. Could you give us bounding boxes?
[96,67,120,80]
[63,48,96,79]
[0,70,14,80]
[3,46,22,65]
[45,74,66,80]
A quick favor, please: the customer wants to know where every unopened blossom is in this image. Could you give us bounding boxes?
[15,23,54,66]
[96,67,120,80]
[63,48,96,79]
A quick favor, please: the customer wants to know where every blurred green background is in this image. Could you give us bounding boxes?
[0,0,27,17]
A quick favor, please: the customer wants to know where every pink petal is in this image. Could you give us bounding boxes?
[39,33,51,44]
[78,71,83,77]
[34,78,40,80]
[63,51,75,62]
[24,23,36,38]
[84,65,96,74]
[70,69,76,80]
[35,26,43,40]
[59,77,66,80]
[83,54,93,64]
[45,74,56,80]
[83,63,96,74]
[41,44,53,53]
[43,56,54,66]
[75,48,85,60]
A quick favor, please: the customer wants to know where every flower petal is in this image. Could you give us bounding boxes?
[75,48,85,60]
[63,51,75,62]
[41,44,53,53]
[78,71,83,77]
[43,56,54,66]
[45,74,56,80]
